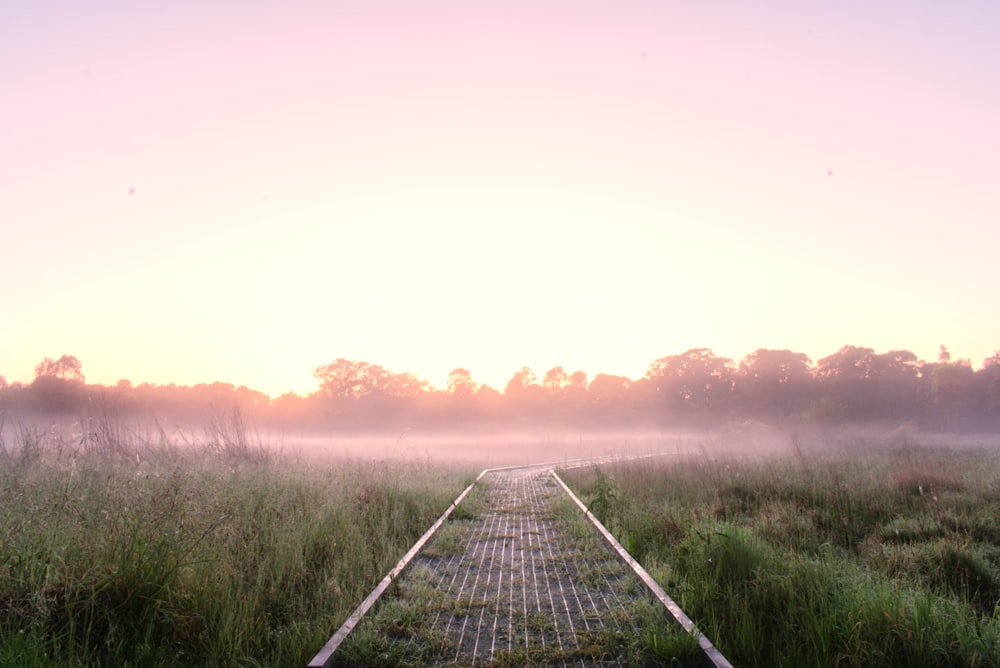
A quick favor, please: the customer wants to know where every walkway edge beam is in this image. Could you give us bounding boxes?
[551,471,735,668]
[306,469,489,668]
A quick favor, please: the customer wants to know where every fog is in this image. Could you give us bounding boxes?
[282,429,704,467]
[4,346,1000,467]
[0,409,704,469]
[6,399,999,475]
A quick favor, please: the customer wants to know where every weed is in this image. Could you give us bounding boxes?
[422,521,470,558]
[451,480,488,521]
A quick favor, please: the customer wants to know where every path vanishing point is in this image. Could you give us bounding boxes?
[309,457,733,667]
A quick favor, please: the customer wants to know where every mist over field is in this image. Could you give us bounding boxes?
[3,345,999,467]
[4,399,997,473]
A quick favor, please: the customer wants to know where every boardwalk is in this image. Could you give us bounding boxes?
[313,462,728,667]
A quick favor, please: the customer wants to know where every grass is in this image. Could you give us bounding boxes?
[338,566,702,668]
[0,420,477,666]
[560,436,1000,667]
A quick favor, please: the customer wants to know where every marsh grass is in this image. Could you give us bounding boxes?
[330,564,458,667]
[0,422,476,666]
[561,439,1000,667]
[421,521,470,558]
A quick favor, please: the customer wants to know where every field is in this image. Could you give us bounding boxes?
[0,422,479,667]
[6,418,1000,667]
[560,429,1000,667]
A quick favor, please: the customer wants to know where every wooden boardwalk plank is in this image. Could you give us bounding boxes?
[311,460,731,667]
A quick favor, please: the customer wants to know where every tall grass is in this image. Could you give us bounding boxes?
[561,437,1000,667]
[0,417,476,666]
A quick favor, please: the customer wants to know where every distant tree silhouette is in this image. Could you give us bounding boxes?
[503,367,544,422]
[929,358,976,430]
[504,367,538,395]
[870,350,921,418]
[587,374,632,423]
[28,355,88,412]
[446,368,478,397]
[8,345,1000,433]
[981,352,1000,421]
[312,358,428,428]
[815,346,878,419]
[736,349,813,416]
[816,345,876,381]
[34,355,85,383]
[542,366,569,392]
[646,348,735,422]
[313,359,384,400]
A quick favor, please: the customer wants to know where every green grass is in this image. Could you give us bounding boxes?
[338,565,702,668]
[0,432,476,666]
[560,440,1000,667]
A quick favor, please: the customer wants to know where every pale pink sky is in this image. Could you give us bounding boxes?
[3,2,999,396]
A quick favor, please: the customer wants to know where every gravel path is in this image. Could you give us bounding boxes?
[332,464,697,667]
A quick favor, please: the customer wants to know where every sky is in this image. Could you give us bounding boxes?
[3,1,999,398]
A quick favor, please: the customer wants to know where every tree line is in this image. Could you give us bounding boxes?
[2,346,999,432]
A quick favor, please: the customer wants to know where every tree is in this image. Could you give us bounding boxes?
[814,346,880,419]
[312,359,429,428]
[739,349,812,385]
[504,367,539,396]
[30,355,87,412]
[930,359,976,430]
[446,368,478,397]
[646,348,735,419]
[736,349,813,416]
[313,359,387,400]
[815,345,927,420]
[565,369,589,411]
[980,351,1000,420]
[542,366,569,393]
[588,374,631,404]
[815,345,875,381]
[587,374,632,424]
[438,368,481,425]
[870,350,922,418]
[503,367,544,421]
[383,372,428,399]
[34,355,85,383]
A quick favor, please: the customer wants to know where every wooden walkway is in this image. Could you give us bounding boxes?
[310,461,731,667]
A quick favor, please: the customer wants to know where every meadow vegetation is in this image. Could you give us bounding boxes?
[0,417,477,667]
[560,431,1000,667]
